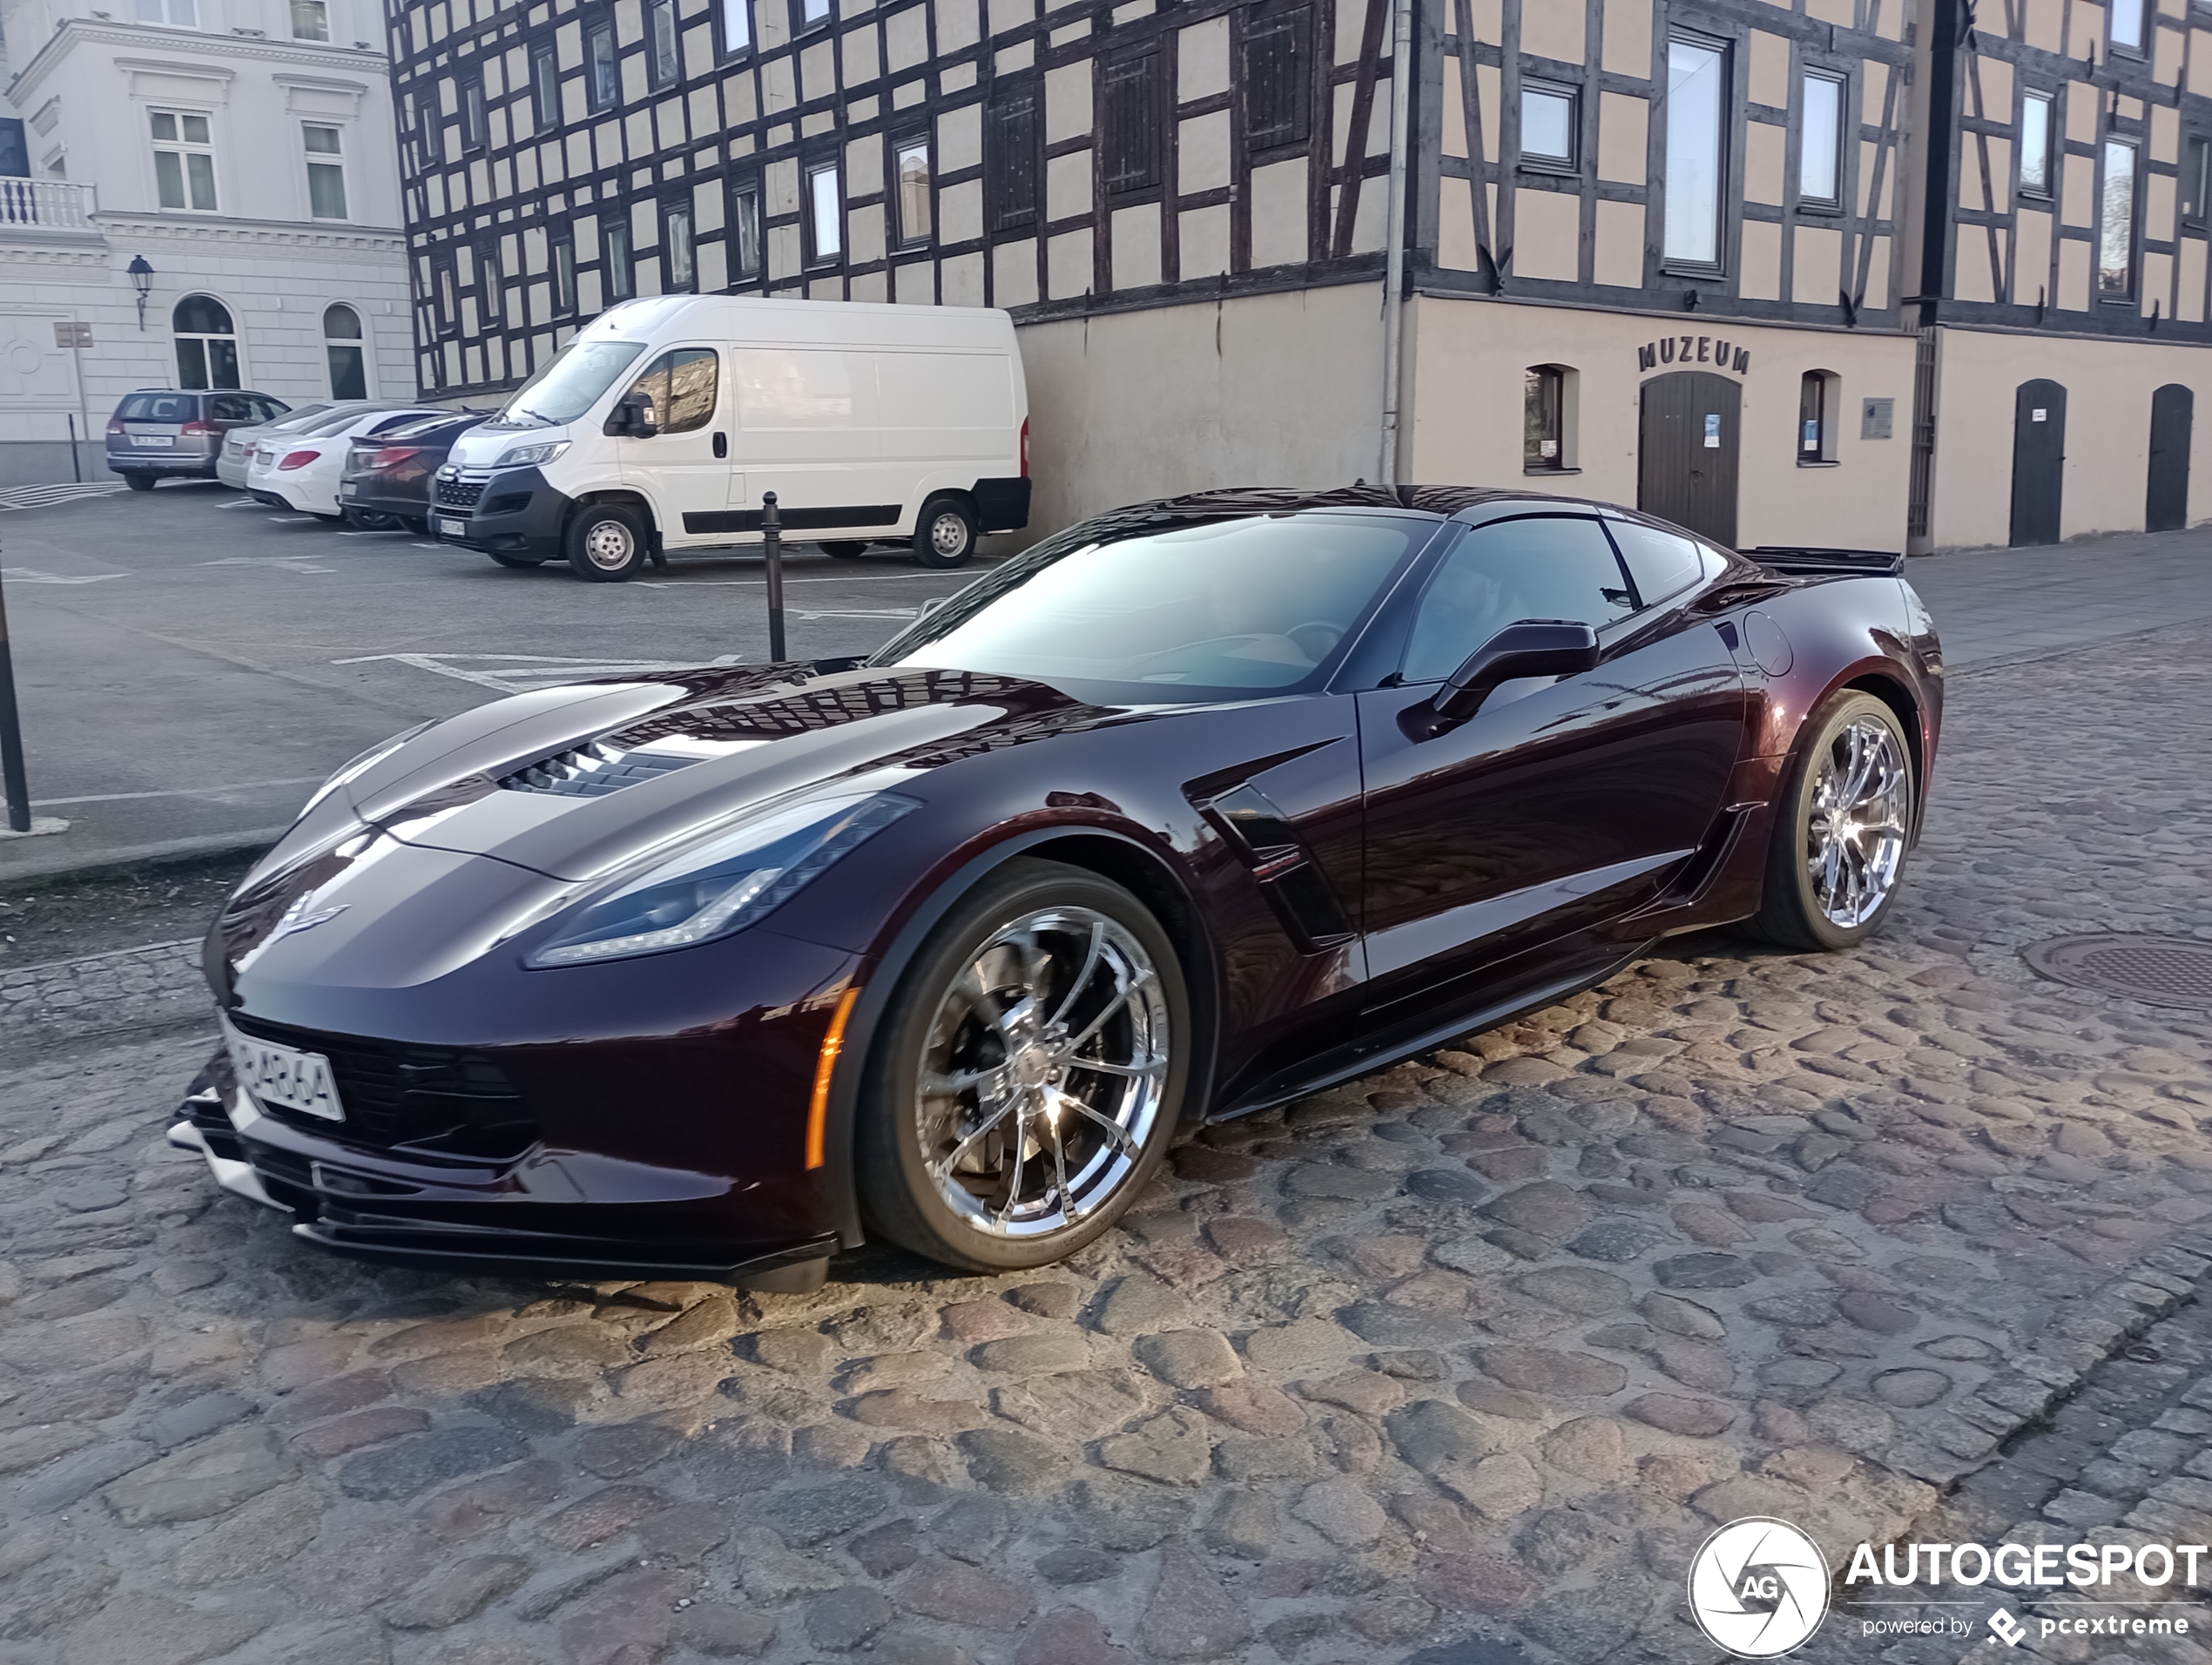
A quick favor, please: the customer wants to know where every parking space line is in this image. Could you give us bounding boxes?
[32,776,325,807]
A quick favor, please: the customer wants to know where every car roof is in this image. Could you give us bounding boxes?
[1064,483,1638,538]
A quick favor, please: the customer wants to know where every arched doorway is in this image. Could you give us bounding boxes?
[2009,379,2067,547]
[323,303,367,399]
[172,293,239,390]
[1638,371,1740,546]
[2148,383,2192,533]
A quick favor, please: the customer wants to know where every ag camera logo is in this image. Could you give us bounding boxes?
[1688,1517,1831,1657]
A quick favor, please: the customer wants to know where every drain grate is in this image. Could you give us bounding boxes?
[2020,934,2212,1009]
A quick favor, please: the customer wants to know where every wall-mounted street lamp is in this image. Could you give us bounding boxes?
[127,253,153,330]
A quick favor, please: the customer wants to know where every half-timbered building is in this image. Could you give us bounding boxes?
[386,0,2207,553]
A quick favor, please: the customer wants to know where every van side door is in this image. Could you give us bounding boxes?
[725,347,898,540]
[612,347,727,548]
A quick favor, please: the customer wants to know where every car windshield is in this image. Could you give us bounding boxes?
[485,340,648,429]
[872,513,1432,701]
[263,402,340,431]
[379,413,478,442]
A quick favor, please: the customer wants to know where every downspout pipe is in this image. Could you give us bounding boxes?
[1377,0,1414,484]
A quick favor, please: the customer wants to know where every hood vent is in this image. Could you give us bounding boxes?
[501,733,767,798]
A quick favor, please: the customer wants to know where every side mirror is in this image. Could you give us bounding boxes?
[604,390,658,438]
[1406,620,1602,737]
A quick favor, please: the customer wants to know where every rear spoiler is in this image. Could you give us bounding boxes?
[1743,546,1905,578]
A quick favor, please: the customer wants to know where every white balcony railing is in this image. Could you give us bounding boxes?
[0,179,97,231]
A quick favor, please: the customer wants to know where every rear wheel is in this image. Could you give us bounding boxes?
[344,508,400,530]
[856,859,1190,1272]
[122,472,156,492]
[1750,691,1917,952]
[910,498,978,570]
[563,502,651,582]
[820,540,867,559]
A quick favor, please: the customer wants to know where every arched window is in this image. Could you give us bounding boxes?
[1523,364,1577,471]
[1798,370,1842,464]
[324,303,367,399]
[172,293,238,389]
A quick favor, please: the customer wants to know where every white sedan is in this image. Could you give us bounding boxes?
[246,406,445,519]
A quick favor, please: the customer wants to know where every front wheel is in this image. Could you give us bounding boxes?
[856,859,1190,1272]
[563,502,651,582]
[486,550,548,569]
[345,508,400,530]
[910,498,977,570]
[1750,691,1917,952]
[819,540,867,559]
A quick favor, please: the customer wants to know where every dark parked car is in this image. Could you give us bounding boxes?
[175,486,1942,1289]
[108,388,288,489]
[337,413,484,531]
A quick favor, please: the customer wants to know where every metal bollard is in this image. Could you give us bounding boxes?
[0,567,30,833]
[761,490,787,664]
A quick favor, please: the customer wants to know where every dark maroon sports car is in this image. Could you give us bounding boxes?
[175,486,1941,1288]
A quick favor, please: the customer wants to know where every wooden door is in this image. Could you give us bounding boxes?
[2009,379,2067,547]
[1637,372,1741,547]
[2148,383,2193,534]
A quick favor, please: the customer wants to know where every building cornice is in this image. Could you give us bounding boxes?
[10,20,390,105]
[95,210,404,251]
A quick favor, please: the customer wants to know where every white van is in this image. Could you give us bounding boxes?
[431,294,1030,582]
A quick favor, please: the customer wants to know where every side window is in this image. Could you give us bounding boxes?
[625,347,718,434]
[208,394,251,421]
[1608,521,1707,605]
[1401,518,1635,684]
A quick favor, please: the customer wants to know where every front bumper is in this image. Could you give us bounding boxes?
[428,467,570,558]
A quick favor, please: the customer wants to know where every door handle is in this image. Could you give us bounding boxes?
[712,432,728,459]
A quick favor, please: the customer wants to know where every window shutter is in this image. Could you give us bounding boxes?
[1243,8,1310,150]
[1100,54,1159,192]
[987,88,1039,231]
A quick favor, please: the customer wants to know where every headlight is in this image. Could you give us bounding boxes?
[526,791,919,967]
[300,720,437,816]
[495,440,570,469]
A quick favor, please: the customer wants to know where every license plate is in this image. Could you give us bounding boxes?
[439,517,467,537]
[338,485,355,498]
[131,435,171,448]
[223,1023,344,1122]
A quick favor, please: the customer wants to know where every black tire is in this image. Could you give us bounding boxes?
[563,502,651,582]
[345,508,401,530]
[855,859,1191,1273]
[122,472,156,492]
[820,540,867,559]
[1750,690,1918,953]
[486,550,548,569]
[404,517,430,535]
[910,497,978,569]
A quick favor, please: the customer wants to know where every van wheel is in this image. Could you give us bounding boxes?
[912,498,978,569]
[565,502,651,582]
[820,541,867,559]
[487,551,548,569]
[122,472,156,492]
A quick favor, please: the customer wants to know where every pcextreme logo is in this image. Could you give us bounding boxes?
[1687,1518,1831,1657]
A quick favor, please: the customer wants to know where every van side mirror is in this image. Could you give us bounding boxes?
[605,390,658,438]
[1405,620,1602,738]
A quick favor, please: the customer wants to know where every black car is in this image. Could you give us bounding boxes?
[108,388,289,489]
[337,413,484,531]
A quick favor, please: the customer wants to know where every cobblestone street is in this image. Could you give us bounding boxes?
[3,582,2211,1665]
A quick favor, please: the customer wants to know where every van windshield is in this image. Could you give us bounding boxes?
[485,340,648,429]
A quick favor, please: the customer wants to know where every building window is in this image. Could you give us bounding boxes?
[0,119,25,178]
[1663,37,1727,269]
[459,72,487,152]
[2185,136,2210,226]
[1799,71,1844,208]
[409,92,443,168]
[1101,55,1161,192]
[606,221,634,299]
[1520,82,1577,171]
[795,0,830,30]
[587,21,619,110]
[150,111,217,212]
[1242,7,1310,151]
[324,303,367,399]
[531,44,561,132]
[172,293,239,388]
[303,124,347,219]
[664,203,694,289]
[2110,0,2146,53]
[730,178,762,276]
[721,0,751,53]
[2100,139,2137,299]
[136,0,198,26]
[434,258,458,332]
[1798,370,1840,463]
[2020,91,2054,197]
[648,0,680,85]
[551,228,577,313]
[1523,365,1574,470]
[987,87,1040,233]
[289,0,329,40]
[894,135,931,244]
[477,242,502,323]
[806,159,842,262]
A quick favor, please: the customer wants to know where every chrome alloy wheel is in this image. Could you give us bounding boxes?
[1806,717,1911,928]
[915,907,1169,1240]
[583,517,636,570]
[928,509,968,558]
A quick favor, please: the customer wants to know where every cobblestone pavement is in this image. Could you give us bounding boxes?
[2,613,2210,1665]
